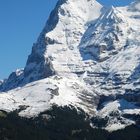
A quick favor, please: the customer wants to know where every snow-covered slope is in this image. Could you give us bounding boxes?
[0,76,98,117]
[0,0,140,131]
[0,0,103,91]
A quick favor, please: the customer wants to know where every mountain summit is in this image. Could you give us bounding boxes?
[0,0,102,91]
[0,0,140,131]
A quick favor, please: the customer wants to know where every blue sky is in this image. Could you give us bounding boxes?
[0,0,133,79]
[98,0,133,6]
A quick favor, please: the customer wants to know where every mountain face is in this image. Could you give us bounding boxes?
[0,0,140,131]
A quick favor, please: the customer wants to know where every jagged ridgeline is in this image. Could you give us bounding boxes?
[0,0,67,92]
[0,0,140,134]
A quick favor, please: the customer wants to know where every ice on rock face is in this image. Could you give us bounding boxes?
[0,0,103,91]
[0,0,140,131]
[44,0,103,75]
[80,6,130,61]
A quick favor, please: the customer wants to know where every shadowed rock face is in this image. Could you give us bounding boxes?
[0,0,67,92]
[124,90,140,103]
[1,0,101,92]
[0,0,140,132]
[0,70,24,91]
[24,0,67,80]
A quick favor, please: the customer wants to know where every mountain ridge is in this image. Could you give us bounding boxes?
[0,0,140,131]
[0,0,103,91]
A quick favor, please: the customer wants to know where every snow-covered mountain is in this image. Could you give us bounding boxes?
[0,0,140,131]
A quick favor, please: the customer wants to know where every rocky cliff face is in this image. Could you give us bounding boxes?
[0,0,140,131]
[0,0,102,91]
